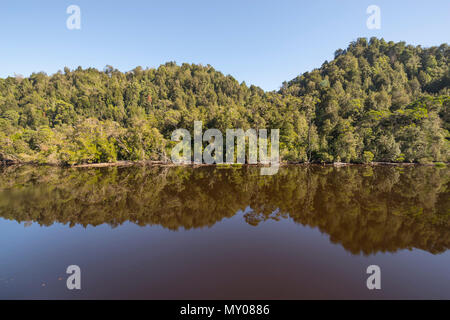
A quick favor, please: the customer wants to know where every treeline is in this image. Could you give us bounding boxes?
[0,165,448,254]
[0,37,448,165]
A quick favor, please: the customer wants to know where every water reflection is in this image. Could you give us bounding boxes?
[0,165,448,255]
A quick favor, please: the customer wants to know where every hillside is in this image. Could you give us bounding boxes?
[0,37,448,165]
[280,37,449,163]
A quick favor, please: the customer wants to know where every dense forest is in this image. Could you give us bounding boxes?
[0,37,448,165]
[0,165,448,254]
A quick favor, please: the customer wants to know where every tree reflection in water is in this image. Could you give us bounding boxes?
[0,165,448,255]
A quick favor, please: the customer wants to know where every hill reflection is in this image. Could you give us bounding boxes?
[0,165,448,255]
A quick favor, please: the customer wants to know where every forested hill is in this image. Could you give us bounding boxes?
[280,37,449,163]
[0,37,448,165]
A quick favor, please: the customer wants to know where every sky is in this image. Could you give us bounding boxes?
[0,0,449,91]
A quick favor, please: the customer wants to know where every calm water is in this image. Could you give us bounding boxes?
[0,165,449,299]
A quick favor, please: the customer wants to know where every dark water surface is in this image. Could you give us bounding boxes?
[0,165,449,299]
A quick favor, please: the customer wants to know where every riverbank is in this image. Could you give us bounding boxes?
[1,159,447,168]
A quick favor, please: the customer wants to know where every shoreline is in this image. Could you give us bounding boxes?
[0,159,447,169]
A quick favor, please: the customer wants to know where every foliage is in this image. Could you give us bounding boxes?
[0,38,449,164]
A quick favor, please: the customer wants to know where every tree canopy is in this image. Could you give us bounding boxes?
[0,38,448,165]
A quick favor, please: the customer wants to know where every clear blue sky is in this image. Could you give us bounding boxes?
[0,0,448,91]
